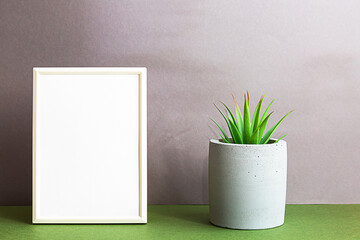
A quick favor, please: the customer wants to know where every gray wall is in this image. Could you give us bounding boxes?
[1,0,359,205]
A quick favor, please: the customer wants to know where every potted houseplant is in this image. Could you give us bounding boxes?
[209,92,292,229]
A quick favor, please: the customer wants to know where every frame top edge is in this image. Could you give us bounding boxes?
[33,67,147,73]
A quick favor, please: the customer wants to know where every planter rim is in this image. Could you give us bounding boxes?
[210,138,286,147]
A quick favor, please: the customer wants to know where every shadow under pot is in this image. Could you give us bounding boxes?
[208,138,287,230]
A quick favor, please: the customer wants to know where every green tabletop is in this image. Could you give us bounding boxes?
[1,205,359,240]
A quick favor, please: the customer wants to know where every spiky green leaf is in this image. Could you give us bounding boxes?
[243,94,251,143]
[274,134,288,143]
[258,112,273,140]
[249,129,259,144]
[251,95,265,134]
[210,118,230,142]
[219,131,230,143]
[261,111,293,144]
[249,112,272,144]
[228,118,243,144]
[232,94,244,139]
[214,104,235,142]
[260,99,275,124]
[219,101,237,128]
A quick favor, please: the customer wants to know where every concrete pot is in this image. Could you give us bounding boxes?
[209,138,287,229]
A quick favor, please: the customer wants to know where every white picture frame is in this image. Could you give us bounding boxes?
[32,67,147,224]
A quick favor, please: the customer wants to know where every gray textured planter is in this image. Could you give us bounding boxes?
[209,138,287,229]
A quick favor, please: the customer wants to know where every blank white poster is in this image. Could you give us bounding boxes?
[33,68,147,223]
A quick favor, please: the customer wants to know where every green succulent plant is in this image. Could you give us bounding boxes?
[211,92,292,144]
